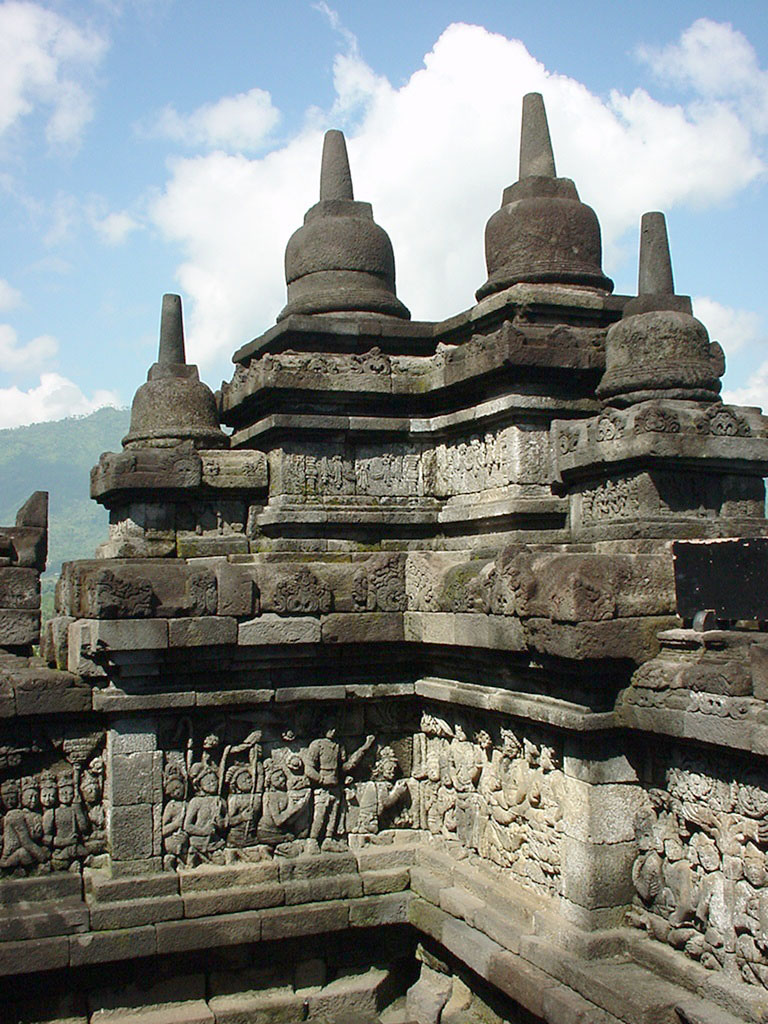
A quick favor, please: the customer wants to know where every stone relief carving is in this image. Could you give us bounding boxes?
[274,427,523,502]
[630,746,768,989]
[581,478,640,522]
[272,566,332,615]
[695,405,751,438]
[410,712,564,896]
[0,729,106,875]
[156,708,562,889]
[352,554,407,612]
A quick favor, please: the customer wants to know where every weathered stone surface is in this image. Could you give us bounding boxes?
[5,89,768,1024]
[237,612,320,644]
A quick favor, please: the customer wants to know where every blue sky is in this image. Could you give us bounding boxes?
[1,0,767,426]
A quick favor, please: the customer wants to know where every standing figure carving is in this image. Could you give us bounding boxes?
[304,719,375,853]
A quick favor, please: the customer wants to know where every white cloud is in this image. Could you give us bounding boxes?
[692,297,764,357]
[0,1,107,147]
[93,210,139,245]
[0,279,21,312]
[723,361,768,411]
[0,372,119,428]
[150,88,280,152]
[639,18,768,132]
[148,20,768,373]
[0,322,57,373]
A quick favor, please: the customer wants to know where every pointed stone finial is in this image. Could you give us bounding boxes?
[320,130,354,201]
[519,93,556,178]
[621,213,691,317]
[158,293,186,366]
[638,212,674,296]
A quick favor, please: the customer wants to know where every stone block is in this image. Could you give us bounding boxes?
[67,620,105,677]
[0,872,82,904]
[90,1000,214,1024]
[439,885,484,924]
[85,870,178,903]
[259,900,348,941]
[308,966,390,1021]
[41,615,74,670]
[86,617,169,652]
[564,777,646,844]
[474,904,523,955]
[409,866,443,905]
[178,535,250,558]
[109,719,158,754]
[109,803,154,860]
[14,672,91,715]
[178,861,279,892]
[750,643,768,700]
[441,916,499,980]
[277,851,358,881]
[560,961,681,1024]
[406,963,453,1024]
[238,613,320,644]
[69,925,157,966]
[216,562,258,617]
[89,894,183,930]
[207,989,296,1024]
[0,901,88,942]
[485,948,555,1019]
[408,896,448,943]
[354,844,415,871]
[563,743,640,784]
[541,985,624,1024]
[168,615,237,647]
[321,612,405,643]
[183,884,284,918]
[0,934,69,976]
[156,911,261,954]
[284,874,362,904]
[560,836,637,909]
[0,608,39,646]
[0,566,39,608]
[109,751,162,806]
[361,868,410,895]
[348,891,410,927]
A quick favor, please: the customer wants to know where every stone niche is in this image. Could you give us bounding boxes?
[2,95,768,1024]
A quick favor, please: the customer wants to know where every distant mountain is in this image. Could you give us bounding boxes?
[0,407,131,575]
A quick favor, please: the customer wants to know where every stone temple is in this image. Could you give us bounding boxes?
[1,93,768,1023]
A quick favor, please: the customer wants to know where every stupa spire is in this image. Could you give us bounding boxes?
[157,293,186,366]
[320,130,354,201]
[519,92,556,179]
[637,212,675,297]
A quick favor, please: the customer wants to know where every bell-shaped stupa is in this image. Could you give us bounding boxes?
[476,92,613,300]
[278,130,410,321]
[597,212,723,406]
[123,293,228,449]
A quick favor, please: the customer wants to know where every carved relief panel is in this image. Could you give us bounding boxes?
[0,723,106,876]
[631,744,768,989]
[153,702,564,893]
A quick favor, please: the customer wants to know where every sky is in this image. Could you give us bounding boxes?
[1,0,767,428]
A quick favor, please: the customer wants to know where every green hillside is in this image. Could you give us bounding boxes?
[0,406,131,575]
